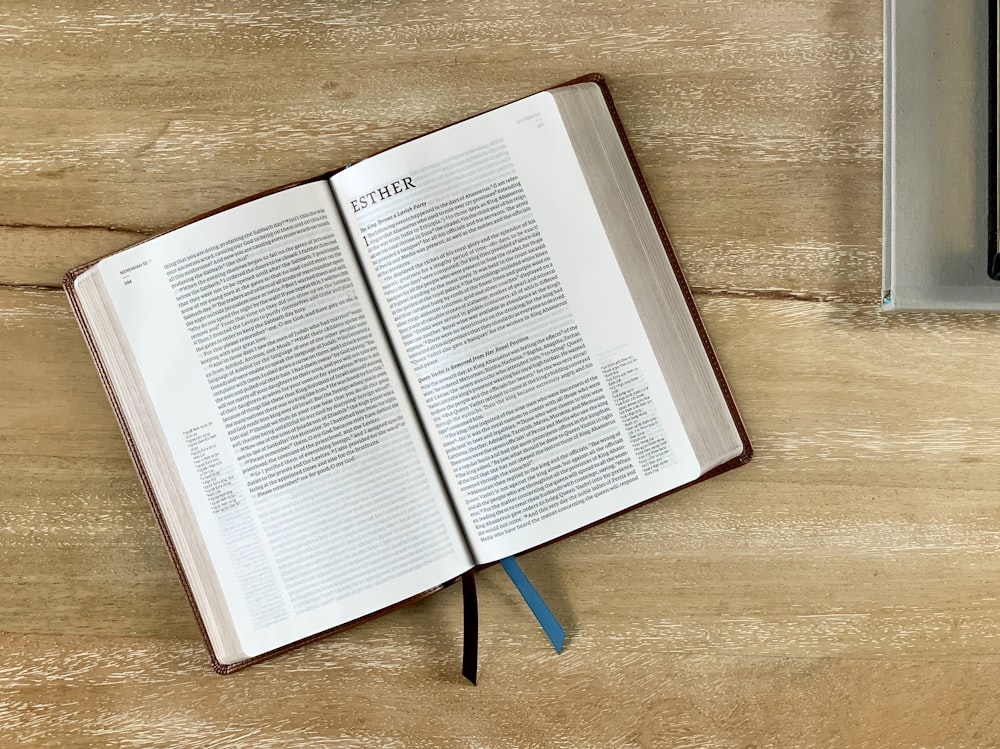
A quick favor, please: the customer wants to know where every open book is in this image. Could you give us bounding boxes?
[65,75,751,673]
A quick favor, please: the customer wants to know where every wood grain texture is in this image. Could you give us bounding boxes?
[8,1,1000,747]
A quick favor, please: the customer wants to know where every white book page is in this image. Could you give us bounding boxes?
[331,92,701,564]
[96,182,471,659]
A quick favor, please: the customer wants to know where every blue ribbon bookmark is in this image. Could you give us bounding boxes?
[500,556,565,653]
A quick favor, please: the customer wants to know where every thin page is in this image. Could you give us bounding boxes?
[95,182,472,660]
[331,92,701,564]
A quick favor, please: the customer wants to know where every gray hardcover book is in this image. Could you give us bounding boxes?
[883,0,1000,310]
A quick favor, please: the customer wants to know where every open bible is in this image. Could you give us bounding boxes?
[65,75,751,673]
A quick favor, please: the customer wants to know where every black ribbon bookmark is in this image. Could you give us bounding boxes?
[461,571,478,685]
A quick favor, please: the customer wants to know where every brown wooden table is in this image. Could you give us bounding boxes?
[4,2,998,746]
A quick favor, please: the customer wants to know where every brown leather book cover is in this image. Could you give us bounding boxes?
[64,73,751,674]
